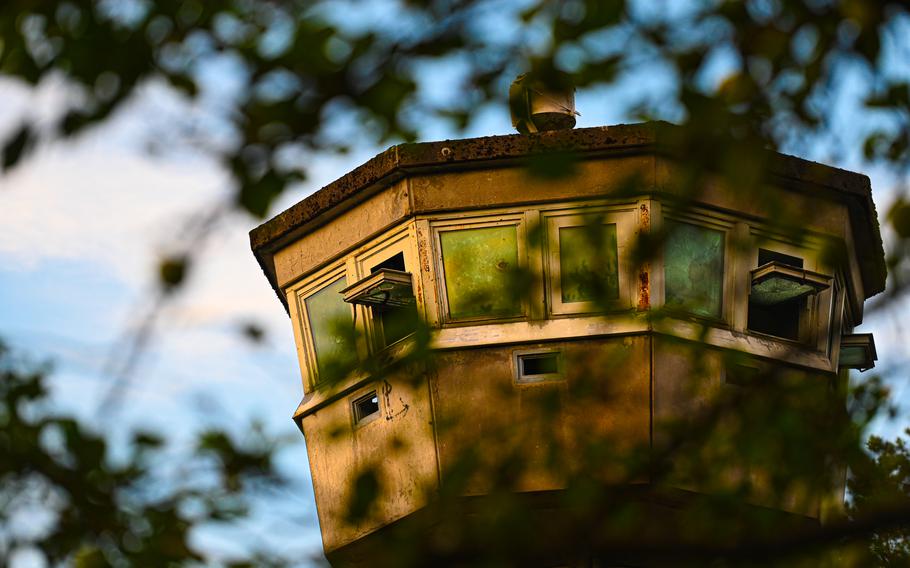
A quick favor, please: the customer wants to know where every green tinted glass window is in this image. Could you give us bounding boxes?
[304,277,354,374]
[440,225,522,319]
[558,223,619,304]
[664,221,724,318]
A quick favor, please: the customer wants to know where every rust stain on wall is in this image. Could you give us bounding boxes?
[639,202,650,231]
[638,269,650,310]
[417,226,431,274]
[638,202,651,310]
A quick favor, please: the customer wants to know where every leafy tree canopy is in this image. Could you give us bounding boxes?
[0,341,292,566]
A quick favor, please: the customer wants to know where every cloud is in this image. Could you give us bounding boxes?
[0,142,225,276]
[0,81,310,426]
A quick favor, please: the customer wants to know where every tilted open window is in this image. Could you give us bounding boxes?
[344,252,418,349]
[839,333,877,371]
[747,249,831,341]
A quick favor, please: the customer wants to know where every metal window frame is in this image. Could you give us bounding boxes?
[353,228,422,354]
[659,210,735,324]
[512,347,564,384]
[749,261,832,305]
[293,265,351,392]
[351,389,382,428]
[744,231,836,351]
[542,205,638,317]
[431,213,530,325]
[839,333,877,371]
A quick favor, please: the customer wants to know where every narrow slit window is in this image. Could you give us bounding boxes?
[515,350,562,382]
[353,391,380,425]
[440,225,522,320]
[522,354,559,375]
[663,221,725,318]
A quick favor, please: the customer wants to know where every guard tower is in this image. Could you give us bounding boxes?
[250,121,885,566]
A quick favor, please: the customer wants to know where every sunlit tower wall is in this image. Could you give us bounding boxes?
[250,121,885,566]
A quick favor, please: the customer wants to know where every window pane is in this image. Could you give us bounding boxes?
[664,221,724,318]
[558,223,619,304]
[440,225,522,319]
[375,303,418,347]
[304,277,354,374]
[748,249,804,340]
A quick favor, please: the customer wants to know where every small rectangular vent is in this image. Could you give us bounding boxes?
[514,350,562,383]
[522,354,559,376]
[353,391,380,425]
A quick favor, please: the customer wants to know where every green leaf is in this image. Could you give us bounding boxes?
[889,199,910,239]
[1,124,35,171]
[158,255,189,292]
[73,545,108,568]
[239,321,265,344]
[236,169,286,218]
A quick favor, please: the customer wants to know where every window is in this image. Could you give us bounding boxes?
[368,253,417,347]
[663,220,725,318]
[303,276,355,379]
[544,208,635,316]
[839,333,877,371]
[352,232,420,349]
[371,252,406,273]
[438,224,523,320]
[514,349,563,383]
[558,223,619,303]
[748,250,804,340]
[352,390,381,426]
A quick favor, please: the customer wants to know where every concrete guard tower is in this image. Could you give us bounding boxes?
[250,121,885,566]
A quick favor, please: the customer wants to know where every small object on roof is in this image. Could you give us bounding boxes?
[839,333,877,371]
[341,269,415,307]
[750,261,832,305]
[509,73,579,134]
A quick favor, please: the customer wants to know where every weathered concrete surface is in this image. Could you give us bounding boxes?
[409,155,653,213]
[274,180,411,287]
[651,336,836,518]
[302,367,437,554]
[431,337,650,495]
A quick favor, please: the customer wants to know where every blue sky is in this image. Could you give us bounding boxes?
[2,8,910,564]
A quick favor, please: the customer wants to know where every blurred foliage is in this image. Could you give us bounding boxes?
[849,430,910,566]
[0,341,291,566]
[0,0,908,295]
[1,0,909,289]
[3,0,910,566]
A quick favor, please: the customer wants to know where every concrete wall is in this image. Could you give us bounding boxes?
[431,336,651,494]
[652,336,836,518]
[301,365,438,553]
